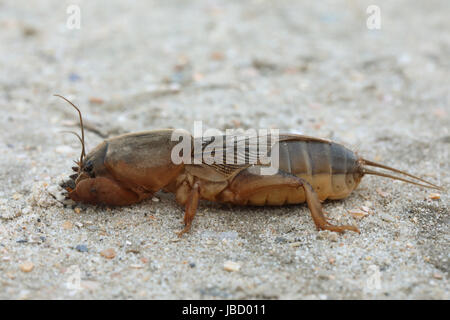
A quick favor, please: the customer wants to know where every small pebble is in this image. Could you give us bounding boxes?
[428,193,440,200]
[20,261,34,272]
[210,51,225,61]
[433,273,443,280]
[126,248,140,254]
[69,73,81,82]
[363,201,373,208]
[75,244,88,252]
[62,221,73,230]
[151,196,160,202]
[100,248,116,259]
[275,236,287,244]
[89,97,104,104]
[317,272,330,280]
[380,213,394,223]
[349,209,369,219]
[223,261,241,272]
[317,231,339,242]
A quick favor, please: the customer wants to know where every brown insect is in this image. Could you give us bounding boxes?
[56,95,443,236]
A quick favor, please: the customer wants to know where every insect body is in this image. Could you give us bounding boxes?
[57,95,443,236]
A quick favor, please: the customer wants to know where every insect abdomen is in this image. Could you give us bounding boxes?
[277,140,362,201]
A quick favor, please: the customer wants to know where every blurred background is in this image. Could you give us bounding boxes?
[0,0,448,299]
[1,0,449,150]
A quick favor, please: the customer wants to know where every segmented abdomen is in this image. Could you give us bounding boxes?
[276,140,361,200]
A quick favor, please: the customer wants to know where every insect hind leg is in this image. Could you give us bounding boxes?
[228,169,359,234]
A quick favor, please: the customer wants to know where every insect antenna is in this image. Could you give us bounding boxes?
[361,159,443,191]
[59,130,85,170]
[54,95,86,169]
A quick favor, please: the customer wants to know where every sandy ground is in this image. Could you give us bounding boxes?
[0,0,448,299]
